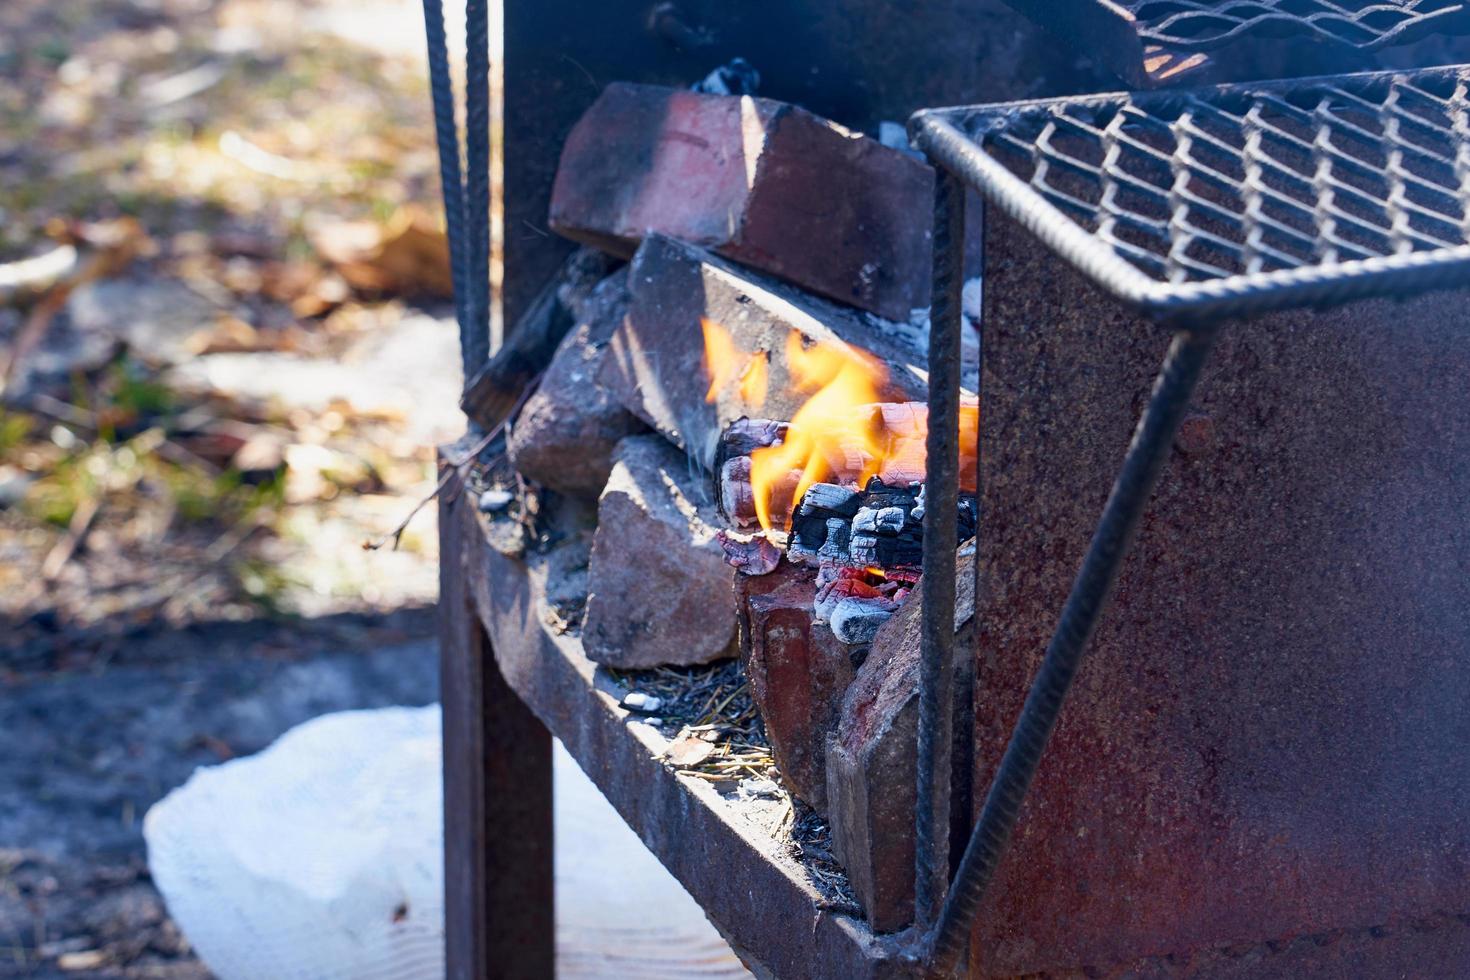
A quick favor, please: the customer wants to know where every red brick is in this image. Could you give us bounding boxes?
[826,550,975,934]
[743,570,855,810]
[549,83,934,321]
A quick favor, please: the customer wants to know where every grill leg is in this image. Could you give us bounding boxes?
[440,478,555,980]
[925,323,1219,976]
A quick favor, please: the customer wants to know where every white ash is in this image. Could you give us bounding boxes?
[962,277,983,322]
[477,488,513,513]
[621,691,664,713]
[852,506,906,534]
[829,596,899,645]
[737,776,783,801]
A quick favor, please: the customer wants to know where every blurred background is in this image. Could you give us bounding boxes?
[0,0,457,974]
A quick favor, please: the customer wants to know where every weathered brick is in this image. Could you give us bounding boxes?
[826,550,975,934]
[743,569,855,811]
[583,436,736,668]
[548,83,934,321]
[599,234,941,470]
[507,270,646,495]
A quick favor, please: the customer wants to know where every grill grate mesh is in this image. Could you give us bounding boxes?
[943,67,1470,284]
[1123,0,1464,54]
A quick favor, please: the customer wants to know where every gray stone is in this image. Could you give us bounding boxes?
[507,270,646,495]
[582,436,737,668]
[600,234,944,471]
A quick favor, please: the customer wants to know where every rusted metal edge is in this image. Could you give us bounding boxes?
[446,491,909,980]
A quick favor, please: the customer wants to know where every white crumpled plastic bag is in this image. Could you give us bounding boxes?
[144,705,444,980]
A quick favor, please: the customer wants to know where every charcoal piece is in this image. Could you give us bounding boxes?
[817,518,852,563]
[717,528,782,576]
[786,476,978,576]
[830,597,898,645]
[717,418,789,464]
[800,483,862,518]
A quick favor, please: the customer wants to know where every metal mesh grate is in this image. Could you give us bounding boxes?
[932,66,1470,285]
[1123,0,1464,53]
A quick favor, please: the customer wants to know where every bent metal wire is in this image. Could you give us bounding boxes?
[909,63,1470,977]
[1001,0,1470,88]
[1106,0,1462,54]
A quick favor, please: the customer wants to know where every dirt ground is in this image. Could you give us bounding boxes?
[0,0,457,974]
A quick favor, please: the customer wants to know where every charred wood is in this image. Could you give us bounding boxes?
[461,247,618,430]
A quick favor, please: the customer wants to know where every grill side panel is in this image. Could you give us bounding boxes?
[968,207,1470,976]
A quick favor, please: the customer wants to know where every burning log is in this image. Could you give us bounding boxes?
[716,401,979,529]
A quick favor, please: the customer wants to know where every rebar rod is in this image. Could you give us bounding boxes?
[420,0,471,381]
[916,169,966,928]
[463,0,491,377]
[925,324,1219,976]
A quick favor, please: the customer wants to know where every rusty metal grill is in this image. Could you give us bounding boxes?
[1123,0,1464,53]
[908,63,1470,977]
[914,65,1470,320]
[985,68,1470,282]
[1003,0,1470,88]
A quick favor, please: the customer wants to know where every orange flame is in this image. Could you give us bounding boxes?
[704,321,980,533]
[739,350,769,407]
[702,317,740,403]
[702,317,769,410]
[748,333,886,531]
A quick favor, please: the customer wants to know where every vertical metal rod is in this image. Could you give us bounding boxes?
[953,207,985,875]
[916,169,966,928]
[463,0,492,378]
[421,0,472,380]
[925,324,1219,976]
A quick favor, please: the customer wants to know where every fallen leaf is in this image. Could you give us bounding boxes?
[666,733,716,768]
[57,950,108,971]
[308,206,452,298]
